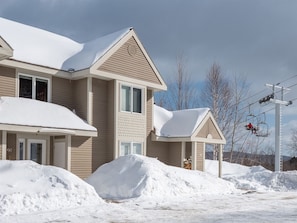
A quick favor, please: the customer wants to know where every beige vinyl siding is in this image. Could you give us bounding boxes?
[0,66,16,97]
[99,37,162,85]
[168,142,182,167]
[52,76,73,109]
[0,131,2,159]
[185,142,192,159]
[71,79,92,179]
[146,89,153,137]
[92,79,114,171]
[196,118,222,140]
[118,112,146,139]
[73,78,88,120]
[7,133,16,160]
[147,141,170,164]
[107,80,115,160]
[196,142,205,171]
[71,136,92,179]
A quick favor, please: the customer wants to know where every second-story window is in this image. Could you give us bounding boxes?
[121,84,143,113]
[19,74,49,102]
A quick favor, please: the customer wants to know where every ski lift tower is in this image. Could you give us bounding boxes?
[259,84,292,172]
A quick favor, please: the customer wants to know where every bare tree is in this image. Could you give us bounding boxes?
[200,63,250,162]
[287,128,297,156]
[200,63,232,134]
[155,54,198,110]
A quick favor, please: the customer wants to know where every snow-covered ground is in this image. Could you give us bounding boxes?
[1,155,297,223]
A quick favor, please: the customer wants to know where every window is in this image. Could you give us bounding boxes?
[19,76,32,99]
[120,142,143,156]
[19,74,49,102]
[121,84,143,113]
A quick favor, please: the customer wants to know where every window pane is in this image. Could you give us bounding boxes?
[30,143,42,164]
[121,85,131,111]
[19,142,24,160]
[133,143,142,155]
[120,142,131,156]
[36,78,48,101]
[133,88,142,113]
[19,76,32,99]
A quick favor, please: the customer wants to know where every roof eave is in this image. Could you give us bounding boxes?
[0,124,97,137]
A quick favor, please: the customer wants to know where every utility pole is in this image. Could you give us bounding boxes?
[259,84,292,172]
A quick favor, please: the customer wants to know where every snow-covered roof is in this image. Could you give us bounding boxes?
[154,105,210,137]
[0,97,97,136]
[0,17,131,71]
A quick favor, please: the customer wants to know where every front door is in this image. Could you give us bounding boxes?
[53,141,66,169]
[27,139,46,164]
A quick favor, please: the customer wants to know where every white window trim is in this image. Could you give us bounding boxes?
[18,73,51,102]
[120,83,144,114]
[119,141,143,156]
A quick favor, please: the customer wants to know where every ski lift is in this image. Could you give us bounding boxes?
[256,113,269,137]
[245,105,257,131]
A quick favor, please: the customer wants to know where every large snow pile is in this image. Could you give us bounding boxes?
[86,154,238,200]
[0,160,102,216]
[206,159,297,192]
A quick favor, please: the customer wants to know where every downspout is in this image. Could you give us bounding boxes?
[87,77,93,125]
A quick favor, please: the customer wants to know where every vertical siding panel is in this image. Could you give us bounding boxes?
[146,90,153,137]
[71,79,90,179]
[196,142,205,171]
[146,89,154,157]
[0,66,16,97]
[71,136,92,179]
[73,78,87,121]
[107,80,115,160]
[92,79,111,171]
[169,142,182,167]
[147,141,170,164]
[7,133,16,160]
[52,76,73,109]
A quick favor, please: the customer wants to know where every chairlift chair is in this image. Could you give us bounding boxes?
[255,113,269,137]
[245,113,257,131]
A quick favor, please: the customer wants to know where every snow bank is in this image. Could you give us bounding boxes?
[0,160,102,216]
[206,159,297,192]
[86,155,237,200]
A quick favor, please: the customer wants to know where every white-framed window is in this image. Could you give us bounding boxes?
[121,84,143,113]
[120,142,143,156]
[18,73,50,102]
[17,138,25,160]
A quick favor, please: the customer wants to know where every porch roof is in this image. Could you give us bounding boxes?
[153,105,226,144]
[0,97,97,137]
[154,105,209,138]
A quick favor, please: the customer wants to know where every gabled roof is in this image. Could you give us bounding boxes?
[0,36,13,60]
[0,17,130,71]
[153,105,226,144]
[0,17,166,90]
[154,105,209,137]
[0,97,97,137]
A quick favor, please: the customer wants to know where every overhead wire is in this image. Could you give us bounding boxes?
[239,74,297,116]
